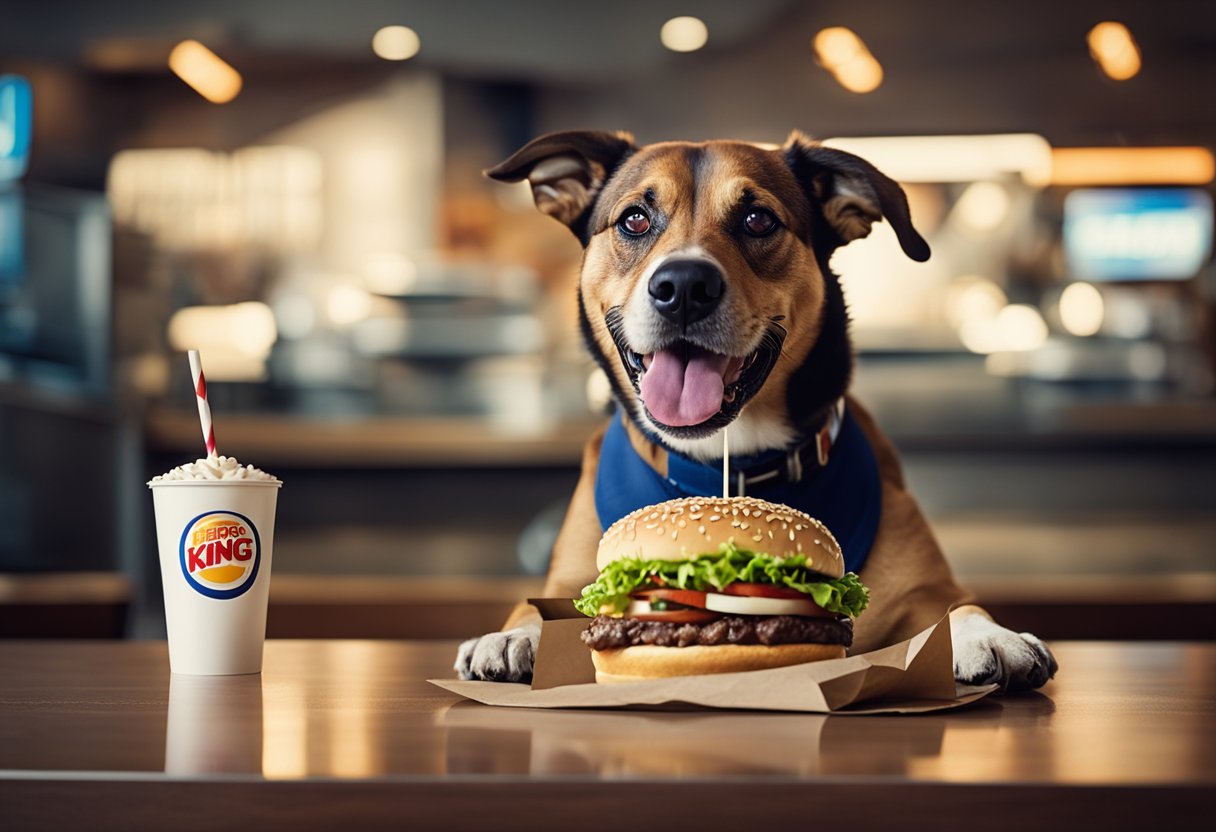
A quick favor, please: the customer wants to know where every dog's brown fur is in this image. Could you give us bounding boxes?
[491,131,984,654]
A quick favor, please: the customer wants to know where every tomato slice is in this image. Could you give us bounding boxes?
[631,588,709,608]
[719,582,808,600]
[625,585,833,620]
[629,609,723,624]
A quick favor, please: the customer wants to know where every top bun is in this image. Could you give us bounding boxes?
[596,496,844,578]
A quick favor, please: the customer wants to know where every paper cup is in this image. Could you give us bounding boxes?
[149,479,281,675]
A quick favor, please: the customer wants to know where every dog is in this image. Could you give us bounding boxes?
[455,130,1057,692]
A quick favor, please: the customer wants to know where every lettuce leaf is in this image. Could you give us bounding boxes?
[573,541,870,618]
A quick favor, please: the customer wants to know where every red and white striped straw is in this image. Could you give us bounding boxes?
[187,350,217,459]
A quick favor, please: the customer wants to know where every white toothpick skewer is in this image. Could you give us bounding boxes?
[722,427,730,498]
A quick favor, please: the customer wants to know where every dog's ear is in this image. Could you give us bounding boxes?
[783,131,930,262]
[486,130,638,244]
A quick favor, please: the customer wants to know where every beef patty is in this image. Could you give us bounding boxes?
[581,614,853,650]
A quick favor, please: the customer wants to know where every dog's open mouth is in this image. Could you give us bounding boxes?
[605,308,786,438]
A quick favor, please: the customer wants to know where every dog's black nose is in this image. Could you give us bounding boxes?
[648,259,725,330]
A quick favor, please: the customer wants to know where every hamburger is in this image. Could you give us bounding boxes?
[575,496,869,683]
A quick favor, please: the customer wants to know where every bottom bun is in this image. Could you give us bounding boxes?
[591,642,846,683]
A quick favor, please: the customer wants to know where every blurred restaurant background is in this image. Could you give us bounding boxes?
[1,0,1213,640]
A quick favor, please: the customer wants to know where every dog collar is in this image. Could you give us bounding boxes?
[666,398,847,497]
[595,398,881,574]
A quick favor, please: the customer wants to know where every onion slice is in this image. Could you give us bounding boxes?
[702,592,830,617]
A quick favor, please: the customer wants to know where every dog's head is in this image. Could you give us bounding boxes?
[488,131,928,459]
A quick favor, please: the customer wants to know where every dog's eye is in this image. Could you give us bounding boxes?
[618,210,651,236]
[743,209,779,237]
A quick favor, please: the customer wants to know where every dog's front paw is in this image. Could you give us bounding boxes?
[454,624,541,683]
[950,613,1058,693]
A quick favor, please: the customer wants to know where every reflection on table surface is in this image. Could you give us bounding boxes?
[0,640,1213,784]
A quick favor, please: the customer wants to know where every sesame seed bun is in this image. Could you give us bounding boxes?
[596,496,844,578]
[591,642,847,683]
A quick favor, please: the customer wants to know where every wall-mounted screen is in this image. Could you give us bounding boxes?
[0,186,111,396]
[0,75,32,182]
[1063,188,1213,281]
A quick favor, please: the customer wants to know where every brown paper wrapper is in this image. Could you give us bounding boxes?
[430,599,996,714]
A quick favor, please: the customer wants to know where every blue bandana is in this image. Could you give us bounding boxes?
[594,409,881,574]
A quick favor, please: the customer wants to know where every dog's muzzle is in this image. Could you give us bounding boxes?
[605,304,786,440]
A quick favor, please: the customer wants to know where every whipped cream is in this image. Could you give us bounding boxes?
[149,455,279,484]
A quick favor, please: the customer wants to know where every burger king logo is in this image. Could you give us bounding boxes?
[178,510,261,599]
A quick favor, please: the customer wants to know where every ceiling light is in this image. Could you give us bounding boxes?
[814,27,864,66]
[1087,21,1141,81]
[661,17,708,52]
[1049,147,1215,185]
[372,25,421,61]
[814,27,883,94]
[833,54,883,93]
[168,40,242,104]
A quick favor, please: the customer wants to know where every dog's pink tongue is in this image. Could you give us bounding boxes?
[640,347,729,426]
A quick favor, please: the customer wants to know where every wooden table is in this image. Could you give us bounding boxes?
[1,640,1212,830]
